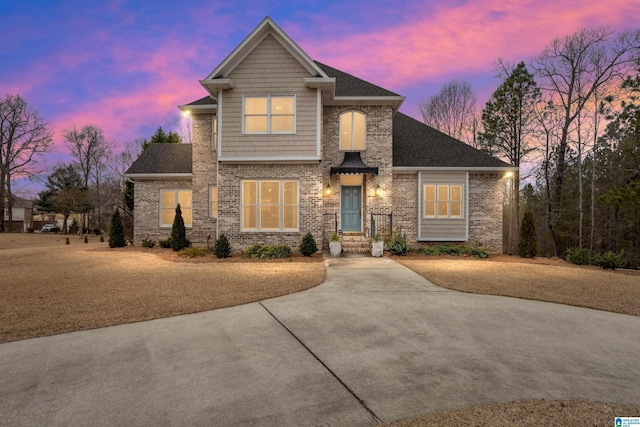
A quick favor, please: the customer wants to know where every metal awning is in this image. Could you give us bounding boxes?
[329,152,379,175]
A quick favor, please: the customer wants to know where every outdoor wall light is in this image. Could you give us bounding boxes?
[325,183,332,196]
[504,171,513,178]
[375,184,383,197]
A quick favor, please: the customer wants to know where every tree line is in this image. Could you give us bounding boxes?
[421,27,640,267]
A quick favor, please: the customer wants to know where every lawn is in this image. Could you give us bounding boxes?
[0,233,325,343]
[394,254,640,317]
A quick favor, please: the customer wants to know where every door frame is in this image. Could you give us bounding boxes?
[340,185,362,233]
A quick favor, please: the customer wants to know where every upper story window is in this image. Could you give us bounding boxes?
[423,185,463,219]
[339,111,366,150]
[243,95,295,134]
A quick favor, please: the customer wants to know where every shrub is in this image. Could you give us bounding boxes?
[214,234,232,259]
[178,247,208,258]
[593,250,625,270]
[330,232,340,242]
[388,228,410,256]
[299,232,318,256]
[418,244,489,259]
[100,235,104,243]
[93,228,101,235]
[170,203,190,251]
[141,239,156,249]
[373,232,383,242]
[419,246,441,256]
[84,235,88,244]
[65,237,70,245]
[244,244,291,259]
[158,238,171,249]
[69,218,79,234]
[566,247,590,265]
[517,211,537,258]
[108,208,126,248]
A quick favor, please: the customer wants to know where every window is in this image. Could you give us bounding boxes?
[339,111,366,150]
[160,189,192,227]
[241,180,299,231]
[243,96,295,134]
[212,117,218,149]
[424,185,463,218]
[210,186,218,217]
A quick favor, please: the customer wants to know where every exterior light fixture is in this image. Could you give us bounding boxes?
[375,184,383,197]
[182,110,191,116]
[325,183,332,196]
[505,171,513,178]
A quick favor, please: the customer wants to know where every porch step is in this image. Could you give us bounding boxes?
[341,235,372,254]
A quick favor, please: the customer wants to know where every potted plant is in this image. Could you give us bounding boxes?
[329,232,342,257]
[371,232,384,257]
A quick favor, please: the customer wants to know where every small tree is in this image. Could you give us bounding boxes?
[517,211,537,258]
[108,208,126,248]
[170,203,190,251]
[299,232,318,256]
[214,233,231,258]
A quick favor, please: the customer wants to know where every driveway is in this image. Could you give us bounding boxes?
[1,255,639,426]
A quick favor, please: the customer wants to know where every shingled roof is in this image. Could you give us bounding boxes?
[184,96,217,107]
[392,112,512,168]
[314,62,400,98]
[125,143,192,176]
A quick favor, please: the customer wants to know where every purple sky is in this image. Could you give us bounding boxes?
[2,0,638,196]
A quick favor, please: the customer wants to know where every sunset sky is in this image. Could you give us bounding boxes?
[1,0,639,195]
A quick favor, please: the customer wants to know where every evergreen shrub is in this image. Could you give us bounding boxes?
[517,211,537,258]
[170,204,190,251]
[214,234,232,258]
[108,208,126,248]
[299,232,318,256]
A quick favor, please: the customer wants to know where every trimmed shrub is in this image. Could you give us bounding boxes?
[108,208,126,248]
[387,228,410,256]
[299,232,318,256]
[418,244,489,259]
[65,237,70,245]
[245,244,291,259]
[593,250,625,270]
[141,239,156,249]
[419,246,441,256]
[214,234,232,259]
[178,247,208,258]
[517,211,537,258]
[170,203,190,251]
[158,238,171,249]
[566,247,590,265]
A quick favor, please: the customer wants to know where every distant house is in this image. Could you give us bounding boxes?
[125,17,515,253]
[3,196,33,232]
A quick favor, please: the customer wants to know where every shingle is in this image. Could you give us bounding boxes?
[393,112,512,168]
[184,96,217,106]
[315,62,400,97]
[125,144,192,175]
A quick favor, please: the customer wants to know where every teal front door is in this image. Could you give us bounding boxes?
[341,186,361,232]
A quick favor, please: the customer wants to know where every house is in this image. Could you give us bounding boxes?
[125,17,515,253]
[3,195,33,232]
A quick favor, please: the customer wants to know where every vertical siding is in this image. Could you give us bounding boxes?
[220,34,319,159]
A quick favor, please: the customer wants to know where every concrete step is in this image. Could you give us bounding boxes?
[341,235,372,254]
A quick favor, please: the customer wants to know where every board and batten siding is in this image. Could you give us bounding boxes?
[220,34,319,160]
[418,171,468,241]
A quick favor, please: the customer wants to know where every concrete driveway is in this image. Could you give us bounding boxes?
[1,255,639,426]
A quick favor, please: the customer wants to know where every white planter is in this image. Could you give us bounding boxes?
[371,241,384,257]
[329,241,342,257]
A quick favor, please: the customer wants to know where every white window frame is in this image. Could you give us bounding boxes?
[339,110,367,151]
[423,184,464,219]
[209,186,218,218]
[242,95,296,134]
[212,117,218,150]
[240,179,299,232]
[160,189,193,228]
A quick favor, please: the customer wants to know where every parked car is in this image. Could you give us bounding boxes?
[41,224,59,233]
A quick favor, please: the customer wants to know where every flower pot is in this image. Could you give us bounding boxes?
[329,241,342,257]
[371,241,384,257]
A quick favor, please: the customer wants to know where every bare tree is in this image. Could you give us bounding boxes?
[531,27,640,251]
[63,124,113,231]
[0,94,52,232]
[419,80,478,146]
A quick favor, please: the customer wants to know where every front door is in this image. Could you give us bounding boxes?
[341,186,361,232]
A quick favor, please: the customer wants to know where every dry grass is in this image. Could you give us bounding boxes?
[394,255,640,317]
[386,400,640,426]
[0,233,325,343]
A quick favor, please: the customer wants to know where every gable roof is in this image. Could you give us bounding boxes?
[315,62,400,97]
[124,144,192,177]
[392,112,513,169]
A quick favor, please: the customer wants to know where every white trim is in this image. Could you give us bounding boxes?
[204,17,327,81]
[422,184,464,219]
[212,117,218,150]
[465,172,470,241]
[242,95,296,135]
[394,166,518,172]
[178,104,217,114]
[418,171,422,239]
[418,237,468,242]
[316,89,321,158]
[218,156,321,163]
[218,91,223,154]
[124,173,192,179]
